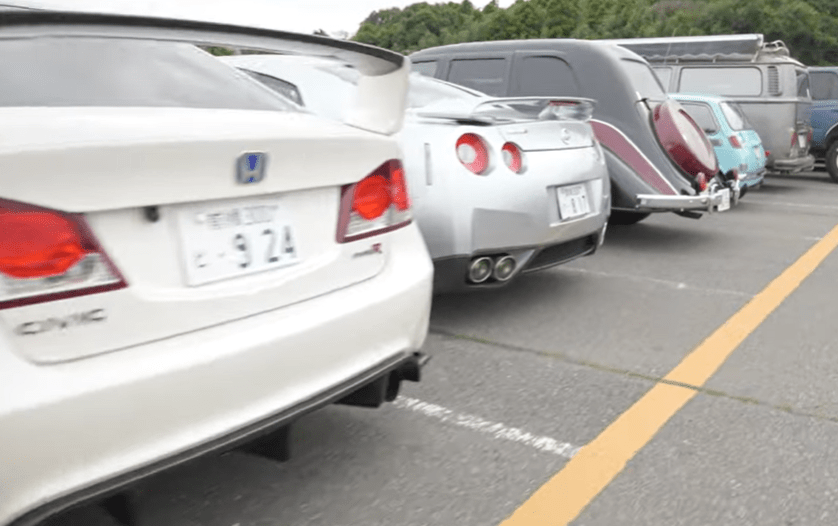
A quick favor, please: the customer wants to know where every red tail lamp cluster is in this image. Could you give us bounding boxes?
[337,159,412,243]
[0,199,126,309]
[456,133,525,175]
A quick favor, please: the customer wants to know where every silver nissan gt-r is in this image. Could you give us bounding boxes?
[222,54,612,293]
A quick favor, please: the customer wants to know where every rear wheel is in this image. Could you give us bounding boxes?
[609,210,650,225]
[826,142,838,183]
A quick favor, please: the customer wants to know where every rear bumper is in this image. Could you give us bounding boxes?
[433,230,604,294]
[0,225,433,526]
[739,168,766,188]
[634,179,739,214]
[771,154,816,173]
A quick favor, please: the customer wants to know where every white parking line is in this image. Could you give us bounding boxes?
[559,267,751,297]
[393,396,580,459]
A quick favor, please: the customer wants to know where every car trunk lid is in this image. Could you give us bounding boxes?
[0,107,401,364]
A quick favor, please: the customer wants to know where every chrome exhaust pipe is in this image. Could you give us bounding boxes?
[492,255,517,282]
[468,257,493,284]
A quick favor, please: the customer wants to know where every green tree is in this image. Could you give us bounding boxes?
[351,0,838,65]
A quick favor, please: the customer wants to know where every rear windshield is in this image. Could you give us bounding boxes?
[620,59,667,100]
[720,102,748,131]
[0,37,295,111]
[407,74,482,108]
[679,102,719,134]
[678,67,762,97]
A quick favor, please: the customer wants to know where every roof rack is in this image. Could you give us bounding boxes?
[597,34,793,64]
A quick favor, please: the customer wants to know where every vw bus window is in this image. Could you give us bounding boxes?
[679,67,763,97]
[516,56,581,97]
[448,58,507,96]
[810,71,838,100]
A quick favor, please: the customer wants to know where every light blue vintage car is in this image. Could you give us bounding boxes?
[671,93,767,194]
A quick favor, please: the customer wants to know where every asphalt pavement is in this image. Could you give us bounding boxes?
[46,170,838,526]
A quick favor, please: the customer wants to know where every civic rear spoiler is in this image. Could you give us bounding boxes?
[416,97,596,124]
[0,10,410,135]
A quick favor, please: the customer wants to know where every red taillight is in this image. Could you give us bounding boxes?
[808,129,813,143]
[729,135,742,148]
[765,150,771,157]
[456,133,490,174]
[352,175,390,220]
[653,99,718,179]
[0,199,127,309]
[0,212,86,279]
[696,172,708,192]
[336,159,412,243]
[390,163,410,211]
[501,142,524,173]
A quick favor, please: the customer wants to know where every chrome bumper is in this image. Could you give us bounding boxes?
[771,154,816,173]
[635,180,739,214]
[739,168,766,187]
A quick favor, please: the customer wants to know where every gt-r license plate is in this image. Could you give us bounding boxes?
[175,197,299,286]
[557,183,591,220]
[717,188,731,212]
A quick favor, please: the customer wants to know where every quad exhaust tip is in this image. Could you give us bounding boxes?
[468,257,494,283]
[492,255,517,282]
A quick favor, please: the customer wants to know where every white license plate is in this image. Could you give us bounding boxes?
[557,183,591,220]
[175,197,300,286]
[754,146,762,158]
[798,134,807,148]
[718,188,731,212]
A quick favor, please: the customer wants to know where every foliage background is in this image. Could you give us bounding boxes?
[351,0,838,65]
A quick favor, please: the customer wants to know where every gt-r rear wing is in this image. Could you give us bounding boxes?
[416,97,596,125]
[0,10,410,135]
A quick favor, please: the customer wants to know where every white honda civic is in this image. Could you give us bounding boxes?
[0,8,433,526]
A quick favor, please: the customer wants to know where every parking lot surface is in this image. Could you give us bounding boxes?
[49,171,838,526]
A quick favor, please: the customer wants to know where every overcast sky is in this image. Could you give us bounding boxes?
[15,0,518,36]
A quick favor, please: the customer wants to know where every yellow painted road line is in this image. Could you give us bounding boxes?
[499,223,838,526]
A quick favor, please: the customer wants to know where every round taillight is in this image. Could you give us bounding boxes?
[501,142,524,173]
[352,174,391,220]
[653,99,718,178]
[456,133,490,174]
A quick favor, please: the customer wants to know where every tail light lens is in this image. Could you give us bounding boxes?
[653,99,718,179]
[336,159,412,243]
[696,172,708,192]
[501,142,524,173]
[0,199,126,309]
[729,135,742,148]
[456,133,490,174]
